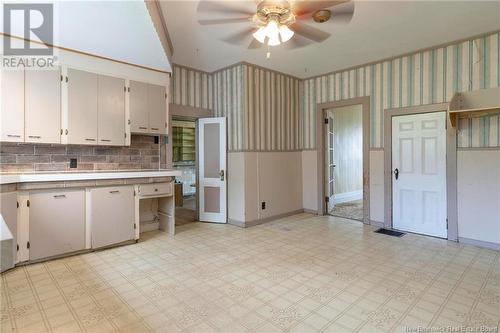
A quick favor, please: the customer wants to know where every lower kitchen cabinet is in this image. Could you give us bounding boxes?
[29,190,85,261]
[90,186,135,248]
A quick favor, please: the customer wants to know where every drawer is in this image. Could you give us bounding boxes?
[138,182,173,196]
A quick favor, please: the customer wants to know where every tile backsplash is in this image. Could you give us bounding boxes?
[0,135,167,173]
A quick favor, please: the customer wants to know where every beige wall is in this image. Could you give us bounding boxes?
[228,151,302,224]
[369,150,385,223]
[457,150,500,245]
[301,150,318,212]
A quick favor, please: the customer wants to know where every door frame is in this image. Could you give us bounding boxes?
[316,97,370,223]
[383,103,458,241]
[169,104,214,221]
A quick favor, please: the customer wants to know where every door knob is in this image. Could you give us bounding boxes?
[219,170,225,181]
[394,168,399,180]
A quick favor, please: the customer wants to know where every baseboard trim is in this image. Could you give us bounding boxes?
[229,209,305,228]
[303,208,318,215]
[333,190,363,204]
[459,237,500,251]
[369,220,385,228]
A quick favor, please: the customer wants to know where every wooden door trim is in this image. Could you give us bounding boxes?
[383,103,458,241]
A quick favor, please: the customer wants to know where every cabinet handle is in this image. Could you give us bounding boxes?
[85,138,96,141]
[65,129,68,135]
[139,127,148,130]
[7,134,21,138]
[53,195,66,199]
[28,135,41,139]
[100,139,111,142]
[151,128,159,131]
[109,190,120,194]
[154,188,158,192]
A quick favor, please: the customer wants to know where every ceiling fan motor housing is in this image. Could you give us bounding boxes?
[254,0,295,26]
[313,9,332,23]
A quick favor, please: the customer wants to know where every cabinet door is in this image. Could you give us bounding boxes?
[25,68,61,144]
[67,69,98,145]
[129,80,149,133]
[29,190,85,261]
[98,75,125,146]
[148,84,167,135]
[1,69,24,142]
[90,186,135,248]
[0,192,17,266]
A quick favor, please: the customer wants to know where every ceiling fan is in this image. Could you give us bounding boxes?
[197,0,355,49]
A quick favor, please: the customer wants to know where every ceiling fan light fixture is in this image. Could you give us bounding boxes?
[279,24,294,42]
[253,27,267,44]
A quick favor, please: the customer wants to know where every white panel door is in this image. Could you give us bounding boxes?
[129,80,149,133]
[98,74,125,146]
[148,84,167,135]
[67,69,98,145]
[198,117,227,223]
[392,112,447,238]
[25,68,61,144]
[325,116,335,212]
[1,69,24,142]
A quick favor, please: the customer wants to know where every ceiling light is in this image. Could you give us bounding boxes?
[279,25,294,42]
[265,19,281,46]
[253,27,267,44]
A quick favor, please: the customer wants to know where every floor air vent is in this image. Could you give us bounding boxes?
[374,228,405,237]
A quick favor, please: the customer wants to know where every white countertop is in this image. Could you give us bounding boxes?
[0,170,182,185]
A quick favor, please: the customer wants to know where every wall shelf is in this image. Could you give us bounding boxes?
[449,88,500,128]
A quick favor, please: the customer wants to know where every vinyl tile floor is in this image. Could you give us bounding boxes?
[1,213,499,333]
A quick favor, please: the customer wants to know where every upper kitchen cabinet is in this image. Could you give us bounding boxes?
[148,84,168,135]
[1,69,24,142]
[129,80,149,133]
[98,75,125,146]
[67,68,98,145]
[25,68,61,144]
[130,81,168,135]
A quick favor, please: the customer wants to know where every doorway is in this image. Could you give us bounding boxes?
[391,111,447,238]
[172,117,197,225]
[325,104,364,221]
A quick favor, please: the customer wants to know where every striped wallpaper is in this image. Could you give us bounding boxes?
[171,31,500,151]
[170,64,213,110]
[302,31,500,149]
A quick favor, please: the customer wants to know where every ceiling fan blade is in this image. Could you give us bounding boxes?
[248,38,262,50]
[222,27,256,45]
[293,0,348,17]
[282,35,312,50]
[198,17,253,25]
[329,1,355,24]
[289,22,330,42]
[197,1,255,16]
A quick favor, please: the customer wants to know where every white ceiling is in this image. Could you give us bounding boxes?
[1,1,171,72]
[161,0,500,78]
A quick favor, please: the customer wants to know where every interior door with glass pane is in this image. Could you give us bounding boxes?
[326,116,335,213]
[198,117,227,223]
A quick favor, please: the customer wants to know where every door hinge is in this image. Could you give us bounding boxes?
[65,76,68,83]
[16,244,19,252]
[124,86,126,92]
[27,200,30,208]
[60,74,63,82]
[446,218,448,229]
[133,223,136,230]
[17,201,19,208]
[27,241,30,249]
[324,118,329,124]
[60,129,63,135]
[124,132,127,138]
[325,196,329,203]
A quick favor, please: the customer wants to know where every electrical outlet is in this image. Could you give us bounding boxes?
[261,202,266,210]
[69,158,77,168]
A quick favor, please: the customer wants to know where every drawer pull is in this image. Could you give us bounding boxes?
[151,128,159,131]
[7,134,21,138]
[85,138,96,141]
[139,127,148,130]
[109,190,120,194]
[100,139,111,142]
[28,135,41,139]
[53,195,66,199]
